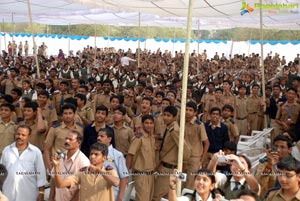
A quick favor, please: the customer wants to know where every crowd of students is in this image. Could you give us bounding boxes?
[0,41,300,200]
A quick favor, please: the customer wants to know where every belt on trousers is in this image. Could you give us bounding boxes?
[162,162,177,169]
[132,170,155,175]
[249,112,257,114]
[237,116,247,120]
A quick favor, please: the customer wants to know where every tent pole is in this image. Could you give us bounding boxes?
[27,0,40,78]
[259,0,267,129]
[177,0,194,196]
[68,24,70,56]
[3,19,7,52]
[197,19,200,75]
[137,12,141,68]
[94,24,97,65]
[172,27,175,57]
[0,22,2,52]
[248,28,253,56]
[11,13,14,56]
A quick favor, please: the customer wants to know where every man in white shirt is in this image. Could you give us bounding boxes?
[0,125,47,201]
[120,53,136,67]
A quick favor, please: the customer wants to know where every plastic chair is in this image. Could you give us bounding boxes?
[123,181,135,201]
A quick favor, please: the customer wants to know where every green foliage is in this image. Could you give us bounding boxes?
[1,22,300,40]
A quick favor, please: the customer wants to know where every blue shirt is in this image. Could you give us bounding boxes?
[104,145,129,200]
[205,121,229,153]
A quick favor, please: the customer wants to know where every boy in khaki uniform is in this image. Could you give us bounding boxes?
[126,114,156,201]
[183,102,209,190]
[152,106,190,201]
[247,84,264,132]
[53,143,120,201]
[0,103,17,158]
[222,104,239,143]
[235,85,248,135]
[75,93,94,126]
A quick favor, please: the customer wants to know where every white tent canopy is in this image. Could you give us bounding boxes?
[1,0,300,30]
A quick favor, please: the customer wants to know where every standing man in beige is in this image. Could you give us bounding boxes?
[247,84,264,132]
[126,114,156,201]
[183,102,209,189]
[235,85,248,135]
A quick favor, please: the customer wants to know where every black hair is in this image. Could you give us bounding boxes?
[75,93,87,105]
[62,103,76,113]
[89,142,108,157]
[110,95,120,103]
[11,88,22,97]
[23,101,39,112]
[166,90,177,98]
[96,104,109,116]
[36,82,46,90]
[277,156,300,173]
[142,114,154,123]
[156,91,165,98]
[0,103,15,112]
[0,94,13,103]
[145,86,154,93]
[113,105,126,116]
[98,128,114,139]
[38,90,50,99]
[186,101,197,112]
[210,107,221,115]
[164,105,178,117]
[287,87,298,94]
[237,189,260,200]
[274,135,293,148]
[223,80,232,86]
[142,96,153,106]
[222,104,234,112]
[215,88,223,92]
[162,98,172,105]
[17,125,32,135]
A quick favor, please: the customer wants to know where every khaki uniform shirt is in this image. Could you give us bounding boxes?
[128,130,156,172]
[44,121,84,155]
[40,104,58,125]
[223,118,239,141]
[246,95,262,114]
[276,102,300,122]
[52,92,72,114]
[19,119,48,150]
[159,121,180,165]
[76,105,94,125]
[0,120,16,158]
[94,92,113,110]
[66,167,117,201]
[1,77,21,94]
[266,188,300,201]
[112,123,134,155]
[184,119,207,157]
[235,95,248,119]
[222,93,235,107]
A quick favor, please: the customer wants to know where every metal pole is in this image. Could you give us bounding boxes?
[259,0,267,129]
[172,27,175,57]
[177,0,194,195]
[137,12,141,68]
[197,20,200,75]
[27,0,40,78]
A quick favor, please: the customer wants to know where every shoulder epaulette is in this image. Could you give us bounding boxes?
[175,105,181,109]
[229,118,235,124]
[48,105,54,110]
[52,122,61,128]
[76,122,84,127]
[259,157,268,163]
[15,103,20,107]
[134,132,143,138]
[194,119,202,125]
[105,165,114,171]
[133,113,141,118]
[265,186,281,199]
[169,127,174,132]
[152,111,160,118]
[85,107,92,111]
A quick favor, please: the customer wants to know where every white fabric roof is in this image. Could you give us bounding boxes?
[1,0,300,30]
